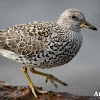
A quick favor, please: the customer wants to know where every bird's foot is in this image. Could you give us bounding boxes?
[29,84,48,98]
[45,74,68,88]
[29,68,68,89]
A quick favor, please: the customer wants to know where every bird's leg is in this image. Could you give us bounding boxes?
[30,68,68,88]
[22,66,48,98]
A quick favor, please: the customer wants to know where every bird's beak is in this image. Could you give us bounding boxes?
[81,21,97,31]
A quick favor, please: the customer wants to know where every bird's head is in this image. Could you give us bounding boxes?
[57,8,97,31]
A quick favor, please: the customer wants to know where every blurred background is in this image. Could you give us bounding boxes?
[0,0,100,96]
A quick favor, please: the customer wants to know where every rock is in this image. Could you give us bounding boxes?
[0,81,99,100]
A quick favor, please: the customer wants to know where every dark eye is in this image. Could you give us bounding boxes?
[71,16,77,19]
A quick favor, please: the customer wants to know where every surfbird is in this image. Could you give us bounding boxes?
[0,8,97,98]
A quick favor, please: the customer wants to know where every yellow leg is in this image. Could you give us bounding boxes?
[30,68,68,88]
[22,66,48,98]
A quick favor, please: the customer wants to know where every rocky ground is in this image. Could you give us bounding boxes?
[0,81,99,100]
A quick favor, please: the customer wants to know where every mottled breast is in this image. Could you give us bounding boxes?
[36,30,83,69]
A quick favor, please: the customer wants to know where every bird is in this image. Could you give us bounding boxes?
[0,8,97,98]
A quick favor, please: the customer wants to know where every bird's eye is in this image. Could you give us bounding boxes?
[71,16,77,19]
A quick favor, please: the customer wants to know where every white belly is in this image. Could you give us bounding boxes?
[0,49,19,60]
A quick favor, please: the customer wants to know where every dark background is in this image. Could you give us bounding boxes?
[0,0,100,96]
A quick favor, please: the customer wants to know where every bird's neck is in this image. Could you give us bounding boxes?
[56,19,82,44]
[57,19,81,32]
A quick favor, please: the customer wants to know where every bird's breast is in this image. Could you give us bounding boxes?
[37,31,83,69]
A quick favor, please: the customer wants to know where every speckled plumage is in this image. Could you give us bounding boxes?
[0,8,96,69]
[0,8,97,98]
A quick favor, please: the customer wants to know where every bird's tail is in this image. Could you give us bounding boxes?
[0,29,8,49]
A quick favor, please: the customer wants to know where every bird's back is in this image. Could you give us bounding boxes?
[0,22,57,53]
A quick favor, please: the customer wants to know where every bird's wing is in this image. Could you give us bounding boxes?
[0,22,55,55]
